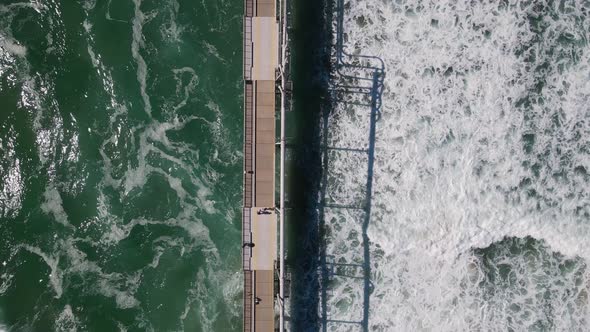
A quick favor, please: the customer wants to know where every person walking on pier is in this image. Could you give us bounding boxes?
[257,208,272,215]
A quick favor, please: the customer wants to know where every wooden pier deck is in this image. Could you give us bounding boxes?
[243,0,279,331]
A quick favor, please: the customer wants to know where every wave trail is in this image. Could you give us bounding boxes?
[131,0,152,117]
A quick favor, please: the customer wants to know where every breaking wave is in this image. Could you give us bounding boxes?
[322,0,590,330]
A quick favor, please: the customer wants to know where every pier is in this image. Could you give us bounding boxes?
[242,0,288,331]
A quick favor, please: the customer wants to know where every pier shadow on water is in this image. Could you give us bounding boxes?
[288,0,384,330]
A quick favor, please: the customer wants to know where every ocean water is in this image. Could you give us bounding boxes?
[319,0,590,331]
[0,0,242,330]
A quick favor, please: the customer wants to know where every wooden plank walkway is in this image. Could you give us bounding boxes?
[255,81,276,207]
[243,0,279,331]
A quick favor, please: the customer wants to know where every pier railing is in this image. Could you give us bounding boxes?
[243,81,254,207]
[243,79,254,272]
[242,208,253,270]
[244,17,253,80]
[243,270,254,332]
[245,0,254,17]
[242,4,254,325]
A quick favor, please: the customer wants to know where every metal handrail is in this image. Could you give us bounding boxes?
[244,17,253,80]
[243,271,254,332]
[245,0,254,17]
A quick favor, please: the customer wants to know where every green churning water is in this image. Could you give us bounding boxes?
[0,0,243,330]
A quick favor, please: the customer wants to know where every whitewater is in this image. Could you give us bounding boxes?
[322,0,590,330]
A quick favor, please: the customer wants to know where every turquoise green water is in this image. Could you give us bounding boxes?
[0,0,243,330]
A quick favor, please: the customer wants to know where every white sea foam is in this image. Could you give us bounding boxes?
[120,117,219,216]
[105,0,127,23]
[21,86,84,195]
[83,17,122,110]
[21,75,84,188]
[131,0,152,117]
[0,273,13,295]
[187,268,218,331]
[171,67,199,113]
[205,100,240,166]
[322,0,590,330]
[221,271,243,322]
[203,41,226,63]
[98,275,141,309]
[41,186,70,226]
[0,0,45,73]
[55,305,79,332]
[0,37,26,57]
[0,128,24,219]
[160,0,184,44]
[44,0,66,58]
[20,245,63,298]
[180,266,241,330]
